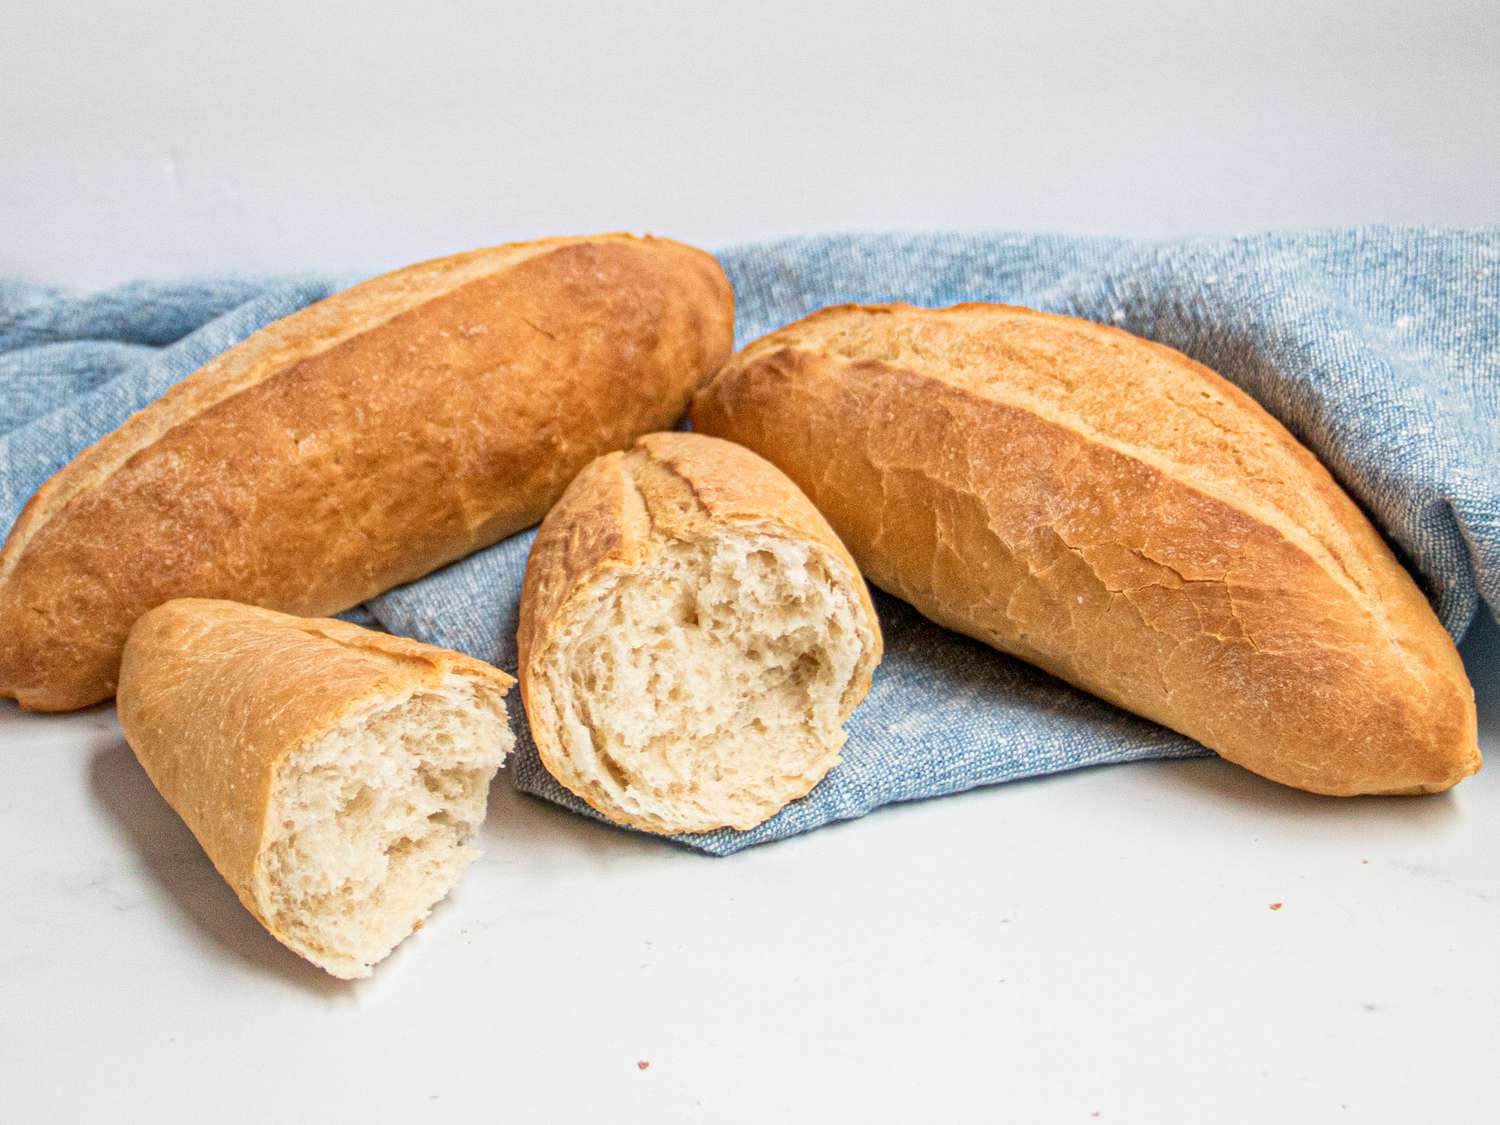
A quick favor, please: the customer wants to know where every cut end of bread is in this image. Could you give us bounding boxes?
[254,676,513,979]
[532,533,877,836]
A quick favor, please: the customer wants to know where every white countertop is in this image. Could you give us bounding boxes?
[4,2,1497,1121]
[3,615,1497,1123]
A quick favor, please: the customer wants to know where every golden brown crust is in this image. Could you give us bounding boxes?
[517,431,882,832]
[0,234,733,711]
[691,302,1480,797]
[116,598,515,956]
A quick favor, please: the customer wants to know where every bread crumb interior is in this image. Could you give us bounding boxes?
[259,680,511,978]
[538,535,869,833]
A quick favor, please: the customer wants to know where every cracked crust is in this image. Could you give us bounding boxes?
[516,431,883,832]
[692,302,1480,796]
[0,233,734,711]
[116,598,515,957]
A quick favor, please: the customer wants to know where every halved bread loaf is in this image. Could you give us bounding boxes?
[518,432,882,834]
[117,599,515,979]
[692,303,1480,797]
[1,233,733,711]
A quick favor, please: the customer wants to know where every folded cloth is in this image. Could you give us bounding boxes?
[3,229,1496,854]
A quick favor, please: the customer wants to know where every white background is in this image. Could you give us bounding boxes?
[3,0,1498,287]
[2,2,1498,1123]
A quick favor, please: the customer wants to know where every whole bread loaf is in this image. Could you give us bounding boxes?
[691,303,1480,796]
[117,599,515,979]
[0,233,733,710]
[518,432,882,834]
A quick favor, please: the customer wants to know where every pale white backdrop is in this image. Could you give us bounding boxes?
[2,3,1498,1123]
[3,0,1498,286]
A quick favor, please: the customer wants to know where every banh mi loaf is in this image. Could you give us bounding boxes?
[691,303,1480,797]
[117,599,515,980]
[518,432,882,834]
[0,233,733,712]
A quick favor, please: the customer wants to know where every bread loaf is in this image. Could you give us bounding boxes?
[691,303,1480,797]
[117,599,515,979]
[518,432,882,834]
[0,233,733,711]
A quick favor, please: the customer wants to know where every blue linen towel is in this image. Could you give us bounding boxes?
[3,229,1496,854]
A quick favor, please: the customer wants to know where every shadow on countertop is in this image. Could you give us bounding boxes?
[88,740,351,997]
[1460,609,1500,732]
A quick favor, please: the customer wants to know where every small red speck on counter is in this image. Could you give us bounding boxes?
[1269,902,1283,911]
[637,1061,651,1071]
